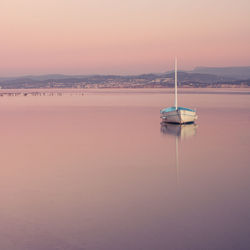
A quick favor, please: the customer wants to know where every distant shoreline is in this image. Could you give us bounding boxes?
[1,68,250,89]
[0,88,250,97]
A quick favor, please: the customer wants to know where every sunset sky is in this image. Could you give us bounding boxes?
[1,0,250,76]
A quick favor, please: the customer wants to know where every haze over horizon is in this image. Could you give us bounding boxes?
[1,65,250,79]
[1,0,250,76]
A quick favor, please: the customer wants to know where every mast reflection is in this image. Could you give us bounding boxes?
[161,123,197,183]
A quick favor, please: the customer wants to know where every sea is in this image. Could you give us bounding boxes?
[0,88,249,250]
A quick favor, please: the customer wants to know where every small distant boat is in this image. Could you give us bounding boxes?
[160,58,197,124]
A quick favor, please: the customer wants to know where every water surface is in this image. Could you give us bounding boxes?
[0,89,249,250]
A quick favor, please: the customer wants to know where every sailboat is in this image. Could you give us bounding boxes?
[160,58,198,124]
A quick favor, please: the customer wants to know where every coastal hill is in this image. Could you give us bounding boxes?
[0,67,249,89]
[192,66,250,79]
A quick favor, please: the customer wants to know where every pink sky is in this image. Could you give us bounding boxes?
[0,0,250,76]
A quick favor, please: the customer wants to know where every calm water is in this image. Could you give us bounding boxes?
[0,89,249,250]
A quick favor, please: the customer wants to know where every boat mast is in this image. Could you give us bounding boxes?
[175,57,178,109]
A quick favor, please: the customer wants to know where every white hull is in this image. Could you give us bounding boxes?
[161,109,197,124]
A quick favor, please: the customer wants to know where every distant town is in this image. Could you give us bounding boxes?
[0,66,249,89]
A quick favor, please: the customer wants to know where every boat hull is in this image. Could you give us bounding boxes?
[161,109,197,124]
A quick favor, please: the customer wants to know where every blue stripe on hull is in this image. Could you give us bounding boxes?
[160,106,195,114]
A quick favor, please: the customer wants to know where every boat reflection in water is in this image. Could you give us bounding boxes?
[161,123,197,183]
[161,123,197,140]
